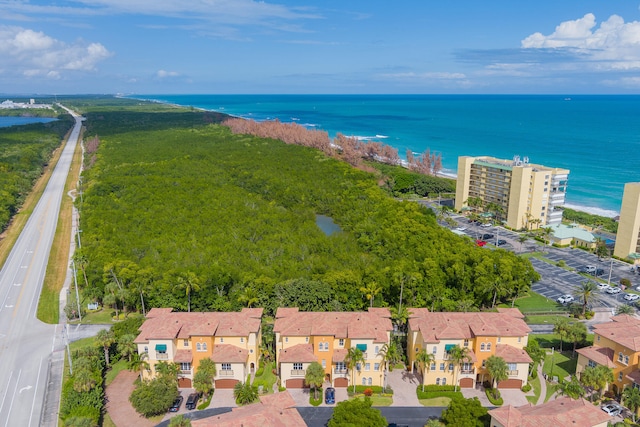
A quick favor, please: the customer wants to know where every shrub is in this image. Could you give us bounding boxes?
[557,260,566,267]
[521,383,532,393]
[352,385,388,394]
[485,388,503,406]
[255,367,264,377]
[310,388,323,406]
[530,369,538,379]
[621,278,632,288]
[416,386,463,400]
[364,388,373,397]
[585,311,594,320]
[129,378,178,417]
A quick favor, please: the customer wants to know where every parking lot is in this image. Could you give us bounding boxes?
[441,208,640,314]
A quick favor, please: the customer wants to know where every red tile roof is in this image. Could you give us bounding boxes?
[408,309,531,343]
[489,397,612,427]
[332,348,348,363]
[626,369,640,384]
[274,307,392,343]
[174,350,193,363]
[192,391,305,427]
[279,344,317,363]
[212,344,248,364]
[576,345,616,368]
[495,344,533,364]
[134,308,263,344]
[593,314,640,351]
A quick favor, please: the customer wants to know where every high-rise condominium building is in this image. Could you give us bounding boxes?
[614,182,640,260]
[455,155,570,230]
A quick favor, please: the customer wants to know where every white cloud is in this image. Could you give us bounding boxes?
[521,13,640,69]
[381,71,467,80]
[157,69,179,78]
[0,26,111,78]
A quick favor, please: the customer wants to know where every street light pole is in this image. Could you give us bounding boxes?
[607,249,614,286]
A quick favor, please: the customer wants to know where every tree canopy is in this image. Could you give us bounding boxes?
[328,397,387,427]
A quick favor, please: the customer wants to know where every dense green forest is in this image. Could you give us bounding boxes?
[367,162,456,198]
[73,99,537,316]
[0,115,75,232]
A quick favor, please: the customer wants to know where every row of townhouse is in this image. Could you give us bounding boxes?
[576,314,640,396]
[134,306,533,390]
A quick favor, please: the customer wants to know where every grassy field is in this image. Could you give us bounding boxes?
[534,332,594,350]
[37,129,84,324]
[501,291,565,314]
[252,361,277,393]
[526,375,541,404]
[353,395,393,406]
[543,351,577,381]
[525,314,575,325]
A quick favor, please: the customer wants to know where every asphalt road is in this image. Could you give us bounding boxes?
[0,108,82,426]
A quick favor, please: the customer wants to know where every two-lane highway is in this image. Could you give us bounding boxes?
[0,107,82,426]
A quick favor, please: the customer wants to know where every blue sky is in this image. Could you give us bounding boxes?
[2,1,640,94]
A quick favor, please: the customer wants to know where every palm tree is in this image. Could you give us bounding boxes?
[168,415,192,427]
[591,365,614,400]
[379,342,401,372]
[616,304,635,315]
[415,349,434,392]
[233,381,258,405]
[359,281,382,308]
[127,351,149,382]
[485,355,508,397]
[73,358,96,392]
[95,329,115,367]
[448,345,470,392]
[541,227,553,246]
[517,235,528,253]
[389,306,410,334]
[177,271,201,312]
[156,361,180,384]
[556,375,585,399]
[623,386,640,423]
[117,334,137,362]
[575,280,596,316]
[345,347,364,393]
[305,361,325,400]
[237,286,259,308]
[553,317,570,353]
[72,250,89,288]
[566,322,587,358]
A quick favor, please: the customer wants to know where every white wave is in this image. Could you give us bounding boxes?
[291,117,300,121]
[564,202,619,218]
[375,134,389,139]
[351,135,388,141]
[302,123,318,127]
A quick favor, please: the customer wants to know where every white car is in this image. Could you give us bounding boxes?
[607,287,622,294]
[455,227,467,232]
[557,295,574,304]
[597,282,609,290]
[624,294,640,301]
[480,223,492,228]
[601,403,623,417]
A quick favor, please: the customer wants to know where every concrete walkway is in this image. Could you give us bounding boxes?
[536,366,549,405]
[386,368,420,406]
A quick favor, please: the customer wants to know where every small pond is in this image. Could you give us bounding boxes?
[0,116,57,128]
[315,214,342,236]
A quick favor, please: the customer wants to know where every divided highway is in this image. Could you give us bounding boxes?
[0,107,82,426]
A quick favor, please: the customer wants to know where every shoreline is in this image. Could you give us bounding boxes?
[126,94,622,219]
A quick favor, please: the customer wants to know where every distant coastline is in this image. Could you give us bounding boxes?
[127,94,636,218]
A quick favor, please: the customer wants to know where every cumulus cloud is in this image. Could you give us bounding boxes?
[0,26,111,78]
[521,13,640,69]
[157,69,179,78]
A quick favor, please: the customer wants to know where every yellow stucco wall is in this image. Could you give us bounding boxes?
[615,182,640,259]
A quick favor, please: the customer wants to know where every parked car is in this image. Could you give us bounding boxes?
[584,265,597,274]
[607,287,622,294]
[597,282,609,290]
[476,240,487,247]
[624,294,640,302]
[481,222,492,228]
[185,393,200,410]
[601,403,623,417]
[325,387,335,404]
[481,233,494,241]
[455,226,467,232]
[169,396,184,412]
[595,268,605,276]
[557,295,574,304]
[496,239,507,246]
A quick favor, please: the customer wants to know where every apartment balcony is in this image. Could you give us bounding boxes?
[459,368,476,377]
[334,369,348,377]
[219,370,235,377]
[180,369,192,375]
[156,353,169,360]
[507,370,519,377]
[291,369,305,377]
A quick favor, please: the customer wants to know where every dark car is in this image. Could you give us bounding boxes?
[169,396,183,412]
[325,387,335,404]
[481,233,494,241]
[497,239,507,246]
[185,393,200,410]
[595,268,605,276]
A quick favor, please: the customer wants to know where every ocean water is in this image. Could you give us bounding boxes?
[0,116,57,128]
[136,95,640,217]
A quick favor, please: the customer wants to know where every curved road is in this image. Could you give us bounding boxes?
[0,107,82,426]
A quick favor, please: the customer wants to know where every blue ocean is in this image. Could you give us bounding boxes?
[136,95,640,217]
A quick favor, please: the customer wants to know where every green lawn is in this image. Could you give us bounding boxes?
[543,351,577,382]
[106,359,129,386]
[526,375,541,404]
[420,397,451,407]
[545,383,558,403]
[70,308,115,324]
[501,291,565,313]
[252,361,277,393]
[525,314,576,325]
[353,395,393,406]
[534,333,594,350]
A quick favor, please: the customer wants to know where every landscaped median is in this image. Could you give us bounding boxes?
[416,385,463,407]
[348,386,394,406]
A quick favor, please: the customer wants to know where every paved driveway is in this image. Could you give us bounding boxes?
[461,386,528,408]
[386,368,420,406]
[105,370,154,427]
[209,388,237,408]
[286,384,348,407]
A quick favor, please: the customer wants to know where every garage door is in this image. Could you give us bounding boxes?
[498,379,522,389]
[215,379,240,389]
[334,378,348,388]
[459,378,474,389]
[286,379,307,388]
[178,378,192,388]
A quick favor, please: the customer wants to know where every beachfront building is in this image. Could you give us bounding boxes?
[614,182,640,260]
[273,307,393,388]
[407,308,532,389]
[576,314,640,395]
[455,155,570,230]
[134,307,263,388]
[548,223,597,249]
[488,397,611,427]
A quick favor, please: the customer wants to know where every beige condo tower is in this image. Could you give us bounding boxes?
[455,155,569,230]
[614,182,640,260]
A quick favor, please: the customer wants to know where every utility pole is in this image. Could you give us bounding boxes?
[72,261,82,322]
[64,325,73,375]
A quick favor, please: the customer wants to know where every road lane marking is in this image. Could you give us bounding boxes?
[19,386,32,394]
[0,370,15,417]
[28,358,44,427]
[3,369,21,427]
